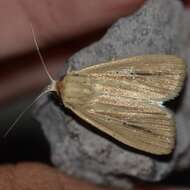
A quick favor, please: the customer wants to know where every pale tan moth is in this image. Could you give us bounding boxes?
[55,55,186,155]
[6,27,186,155]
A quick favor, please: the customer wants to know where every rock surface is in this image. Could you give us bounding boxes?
[35,0,190,188]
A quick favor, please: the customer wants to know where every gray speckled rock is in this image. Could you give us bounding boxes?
[35,0,190,188]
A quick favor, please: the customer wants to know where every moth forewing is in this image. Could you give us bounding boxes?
[64,98,176,155]
[76,54,186,102]
[56,54,186,155]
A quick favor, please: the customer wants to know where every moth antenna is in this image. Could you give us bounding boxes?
[3,24,58,138]
[30,24,55,83]
[3,88,51,138]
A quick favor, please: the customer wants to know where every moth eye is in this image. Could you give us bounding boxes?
[122,122,127,126]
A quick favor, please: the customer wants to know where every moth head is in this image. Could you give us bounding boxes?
[44,80,63,100]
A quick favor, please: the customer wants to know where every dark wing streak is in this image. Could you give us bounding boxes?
[74,54,186,102]
[71,106,174,155]
[70,73,182,97]
[94,110,173,128]
[90,110,174,139]
[74,74,182,98]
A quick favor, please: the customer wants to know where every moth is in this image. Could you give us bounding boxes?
[52,54,185,155]
[6,28,186,155]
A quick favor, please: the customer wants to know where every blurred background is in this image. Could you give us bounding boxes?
[0,0,189,189]
[0,2,108,164]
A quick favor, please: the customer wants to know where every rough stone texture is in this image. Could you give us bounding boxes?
[35,0,190,188]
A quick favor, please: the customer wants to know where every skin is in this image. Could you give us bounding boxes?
[0,0,144,57]
[0,0,144,104]
[0,0,188,189]
[0,163,182,190]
